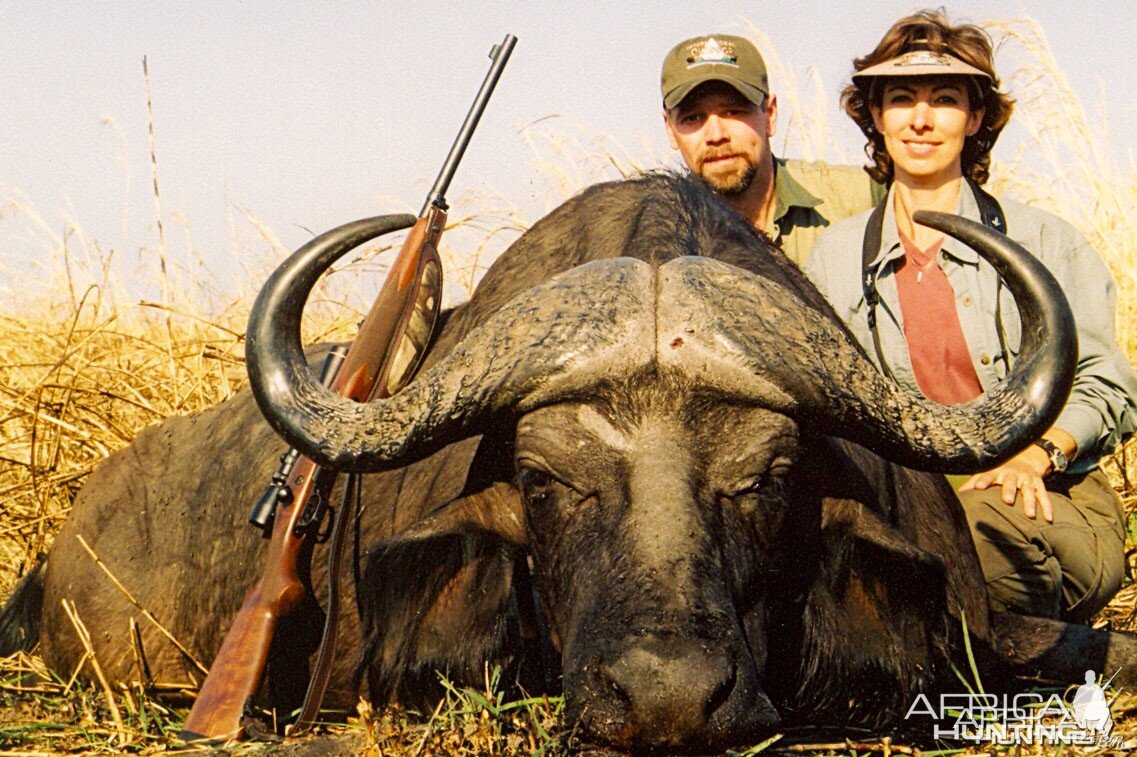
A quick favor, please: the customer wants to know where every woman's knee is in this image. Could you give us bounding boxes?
[957,488,1063,617]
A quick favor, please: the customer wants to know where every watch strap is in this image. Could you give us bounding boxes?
[1032,438,1068,473]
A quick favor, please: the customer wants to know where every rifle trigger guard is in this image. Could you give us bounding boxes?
[294,489,322,537]
[314,504,335,544]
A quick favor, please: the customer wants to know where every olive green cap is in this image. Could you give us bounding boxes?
[661,34,768,110]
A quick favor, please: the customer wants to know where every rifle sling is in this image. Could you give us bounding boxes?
[289,471,358,735]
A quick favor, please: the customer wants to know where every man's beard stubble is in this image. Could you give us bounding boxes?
[698,158,758,197]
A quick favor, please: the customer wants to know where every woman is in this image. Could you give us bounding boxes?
[805,9,1137,622]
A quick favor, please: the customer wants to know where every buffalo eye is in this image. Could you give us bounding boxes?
[519,466,553,490]
[516,462,594,511]
[731,476,768,500]
[517,465,557,507]
[724,457,793,506]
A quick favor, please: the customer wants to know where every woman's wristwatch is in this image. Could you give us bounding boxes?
[1032,438,1069,474]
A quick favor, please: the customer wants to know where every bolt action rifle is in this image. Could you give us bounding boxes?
[180,33,517,743]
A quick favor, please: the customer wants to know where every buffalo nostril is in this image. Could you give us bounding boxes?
[597,643,739,745]
[575,636,781,748]
[705,657,737,718]
[599,661,634,706]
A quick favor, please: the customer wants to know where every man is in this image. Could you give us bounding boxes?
[661,34,883,265]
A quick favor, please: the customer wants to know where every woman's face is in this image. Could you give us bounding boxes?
[870,77,985,187]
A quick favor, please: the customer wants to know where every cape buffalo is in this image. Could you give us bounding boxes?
[2,174,1134,751]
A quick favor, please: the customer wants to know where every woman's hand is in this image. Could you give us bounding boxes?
[958,444,1054,522]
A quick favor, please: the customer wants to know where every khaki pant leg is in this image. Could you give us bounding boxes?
[1057,470,1127,621]
[958,469,1125,622]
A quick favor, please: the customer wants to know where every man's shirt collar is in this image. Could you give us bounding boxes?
[772,156,822,226]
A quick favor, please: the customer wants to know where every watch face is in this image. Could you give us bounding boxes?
[1036,440,1067,472]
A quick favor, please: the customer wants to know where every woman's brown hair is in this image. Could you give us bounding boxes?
[842,9,1014,185]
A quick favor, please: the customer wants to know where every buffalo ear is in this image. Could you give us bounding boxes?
[792,495,954,725]
[795,433,992,637]
[356,482,538,709]
[390,481,528,548]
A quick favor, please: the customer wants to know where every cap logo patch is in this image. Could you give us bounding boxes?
[893,51,952,69]
[686,37,738,68]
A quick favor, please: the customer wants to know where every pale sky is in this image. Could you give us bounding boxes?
[1,1,1132,308]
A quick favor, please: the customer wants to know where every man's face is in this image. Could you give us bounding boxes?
[870,77,984,187]
[664,81,777,196]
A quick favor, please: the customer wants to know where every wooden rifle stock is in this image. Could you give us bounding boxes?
[180,210,446,742]
[177,453,335,742]
[180,32,514,743]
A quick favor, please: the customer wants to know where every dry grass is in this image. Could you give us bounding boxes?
[2,14,1137,755]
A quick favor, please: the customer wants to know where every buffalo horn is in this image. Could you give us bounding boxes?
[247,237,658,470]
[654,213,1076,472]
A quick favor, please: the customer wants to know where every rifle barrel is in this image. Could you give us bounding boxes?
[421,33,517,214]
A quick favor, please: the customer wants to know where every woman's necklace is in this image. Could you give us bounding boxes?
[907,250,939,283]
[895,193,945,283]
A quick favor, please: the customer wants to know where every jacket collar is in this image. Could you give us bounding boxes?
[868,179,984,274]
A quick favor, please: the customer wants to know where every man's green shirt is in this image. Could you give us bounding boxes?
[770,158,884,266]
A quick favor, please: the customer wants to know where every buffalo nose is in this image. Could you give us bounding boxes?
[597,638,777,747]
